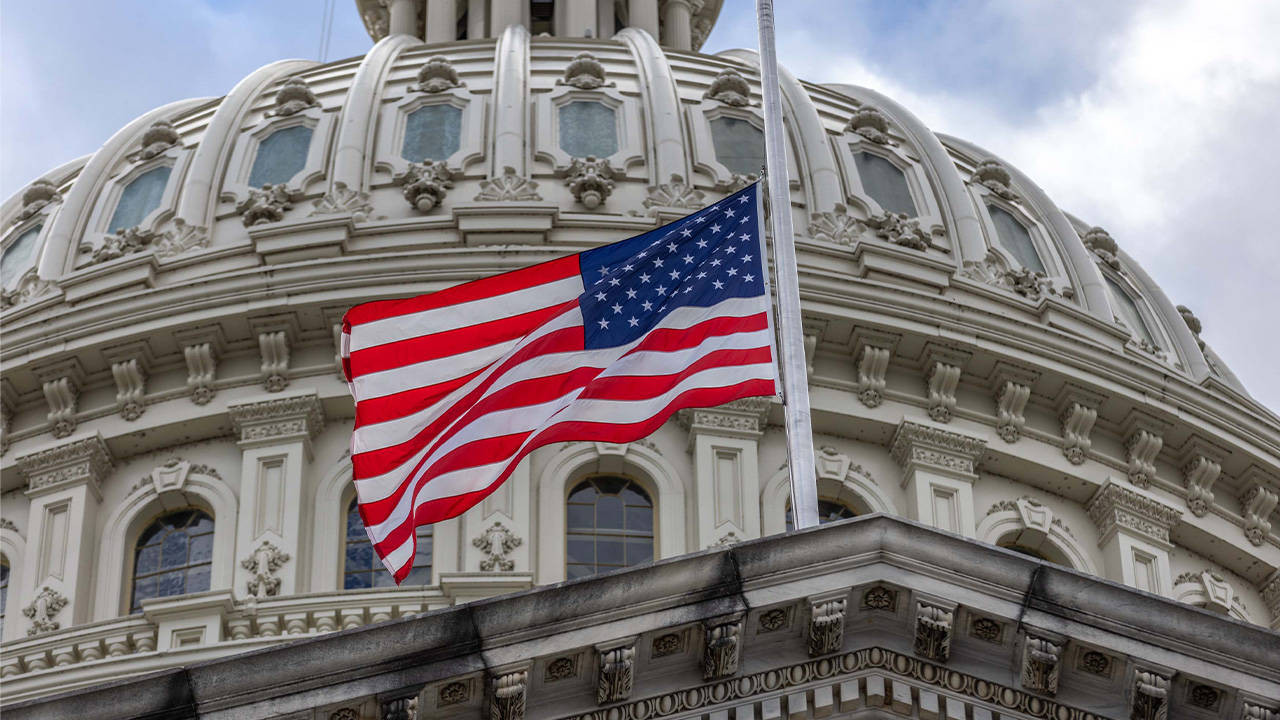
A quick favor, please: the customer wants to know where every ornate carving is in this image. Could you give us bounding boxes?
[1078,650,1111,676]
[410,56,462,93]
[237,184,300,226]
[18,178,61,220]
[651,633,682,658]
[111,359,146,421]
[312,181,374,222]
[1240,482,1278,546]
[807,203,863,246]
[1131,670,1169,720]
[1020,635,1063,695]
[807,598,846,656]
[473,521,523,571]
[88,226,163,265]
[133,119,180,160]
[559,52,612,89]
[1086,482,1182,545]
[758,608,787,632]
[329,709,360,720]
[183,342,217,405]
[270,77,318,116]
[1177,304,1206,349]
[490,670,526,720]
[890,421,986,477]
[714,173,757,193]
[1,269,58,309]
[702,620,741,679]
[1082,226,1120,269]
[382,696,417,720]
[676,396,770,437]
[241,541,290,598]
[867,210,929,250]
[17,434,112,496]
[439,680,470,705]
[925,360,962,423]
[153,218,209,258]
[994,380,1031,443]
[1187,685,1220,710]
[1260,572,1280,624]
[914,602,955,662]
[703,68,752,106]
[1125,428,1164,489]
[42,377,78,438]
[971,617,1002,643]
[545,656,577,682]
[1058,396,1099,465]
[396,161,453,213]
[855,344,891,407]
[863,586,896,611]
[972,160,1017,200]
[475,166,542,202]
[962,251,1063,300]
[258,330,291,391]
[22,586,69,636]
[846,106,895,145]
[644,174,705,211]
[563,156,617,209]
[597,644,635,703]
[227,392,325,443]
[1244,703,1280,720]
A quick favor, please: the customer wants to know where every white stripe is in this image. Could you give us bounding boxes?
[379,535,416,577]
[351,338,522,402]
[348,274,583,352]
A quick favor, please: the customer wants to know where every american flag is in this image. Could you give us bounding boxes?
[342,182,778,582]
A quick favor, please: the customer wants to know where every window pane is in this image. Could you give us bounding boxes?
[160,531,188,569]
[402,104,462,162]
[1105,275,1156,345]
[625,505,652,532]
[344,498,431,588]
[2,224,42,288]
[853,151,916,216]
[108,166,171,233]
[131,509,214,612]
[565,477,654,580]
[186,565,211,594]
[248,125,313,188]
[786,499,856,532]
[567,503,594,529]
[559,101,618,158]
[595,495,624,529]
[709,116,765,176]
[987,205,1046,274]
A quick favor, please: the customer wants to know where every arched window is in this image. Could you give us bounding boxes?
[785,499,856,532]
[131,509,214,612]
[1104,275,1157,346]
[559,101,618,158]
[0,556,9,635]
[2,224,41,288]
[344,498,432,588]
[853,152,916,216]
[248,125,313,188]
[530,0,555,34]
[566,476,653,579]
[987,204,1046,274]
[108,166,171,233]
[401,104,463,162]
[709,116,765,176]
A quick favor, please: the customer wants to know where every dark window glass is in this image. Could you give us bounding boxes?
[559,101,618,158]
[0,558,8,635]
[1104,275,1157,345]
[108,166,171,233]
[987,205,1046,274]
[709,116,765,176]
[2,224,42,288]
[785,499,856,532]
[131,510,214,612]
[401,104,463,162]
[566,476,654,579]
[530,0,555,34]
[344,498,432,588]
[1001,543,1050,561]
[853,151,916,216]
[248,125,313,188]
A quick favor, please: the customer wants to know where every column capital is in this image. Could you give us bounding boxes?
[1086,481,1181,546]
[676,397,772,440]
[889,420,986,482]
[227,391,325,448]
[17,433,113,499]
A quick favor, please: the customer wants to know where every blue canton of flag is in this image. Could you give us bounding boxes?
[579,183,767,349]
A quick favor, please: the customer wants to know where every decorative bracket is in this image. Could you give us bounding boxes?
[1239,469,1279,547]
[702,617,742,679]
[1122,411,1171,489]
[596,641,635,704]
[807,596,847,657]
[913,599,956,662]
[989,362,1038,443]
[489,669,527,720]
[1019,632,1064,695]
[921,345,969,423]
[1056,385,1105,465]
[1130,669,1170,720]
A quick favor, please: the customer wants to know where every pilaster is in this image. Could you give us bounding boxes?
[677,397,771,548]
[227,391,325,599]
[1086,481,1181,596]
[15,434,113,632]
[889,420,986,537]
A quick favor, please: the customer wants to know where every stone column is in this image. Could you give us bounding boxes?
[467,0,486,39]
[15,435,113,632]
[629,0,660,38]
[661,0,693,50]
[490,0,523,32]
[228,392,325,600]
[889,421,986,538]
[1086,481,1182,596]
[678,398,770,548]
[426,0,457,42]
[387,0,419,37]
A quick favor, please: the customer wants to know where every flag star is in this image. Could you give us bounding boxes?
[641,300,653,311]
[638,250,648,258]
[680,228,692,237]
[726,246,737,254]
[628,316,639,327]
[694,214,708,223]
[711,224,721,233]
[598,318,609,329]
[623,264,633,272]
[697,271,707,278]
[696,239,708,248]
[653,258,664,267]
[669,269,681,280]
[727,267,738,276]
[656,285,668,295]
[741,254,753,262]
[611,303,623,314]
[639,273,651,283]
[683,254,694,264]
[738,195,749,203]
[598,266,609,275]
[739,233,751,241]
[594,291,607,301]
[683,286,692,294]
[725,209,735,217]
[739,216,750,225]
[608,277,620,286]
[713,280,725,289]
[625,288,637,299]
[666,242,678,253]
[710,258,722,267]
[744,273,755,282]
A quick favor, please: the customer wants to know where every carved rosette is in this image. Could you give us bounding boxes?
[237,184,300,226]
[845,106,895,144]
[1086,482,1182,545]
[597,644,635,704]
[473,521,523,571]
[643,174,705,211]
[241,541,291,599]
[22,586,69,636]
[475,167,542,202]
[396,161,453,213]
[913,601,955,662]
[703,68,752,106]
[807,598,846,657]
[559,52,612,89]
[410,56,462,93]
[563,156,617,210]
[270,77,319,116]
[490,670,527,720]
[972,159,1017,200]
[702,619,741,680]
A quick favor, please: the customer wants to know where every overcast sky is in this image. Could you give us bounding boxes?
[3,0,1277,412]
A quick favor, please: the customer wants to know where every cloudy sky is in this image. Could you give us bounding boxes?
[3,0,1277,411]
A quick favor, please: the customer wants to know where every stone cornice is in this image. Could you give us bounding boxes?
[16,433,113,499]
[1085,481,1183,546]
[676,397,772,440]
[889,420,986,481]
[227,391,325,448]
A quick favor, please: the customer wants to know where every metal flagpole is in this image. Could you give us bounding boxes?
[755,0,819,529]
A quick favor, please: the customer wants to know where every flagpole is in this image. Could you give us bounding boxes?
[755,0,819,529]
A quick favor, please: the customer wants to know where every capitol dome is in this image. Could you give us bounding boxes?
[2,0,1278,712]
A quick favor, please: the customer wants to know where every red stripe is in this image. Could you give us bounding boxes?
[579,347,772,401]
[343,255,579,326]
[354,368,484,428]
[621,312,769,356]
